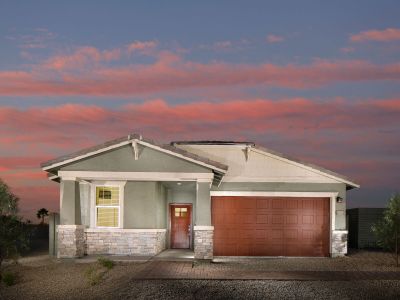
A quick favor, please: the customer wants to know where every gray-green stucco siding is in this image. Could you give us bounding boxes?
[59,145,212,173]
[124,181,167,229]
[60,180,82,225]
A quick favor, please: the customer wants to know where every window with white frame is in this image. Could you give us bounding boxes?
[95,186,120,227]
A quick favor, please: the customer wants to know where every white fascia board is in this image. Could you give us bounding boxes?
[137,140,227,174]
[48,174,59,181]
[58,171,214,181]
[222,176,340,183]
[250,147,360,188]
[210,191,338,198]
[42,140,132,171]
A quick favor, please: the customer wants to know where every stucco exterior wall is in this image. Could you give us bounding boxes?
[79,182,90,227]
[123,181,167,229]
[176,144,342,184]
[60,180,81,225]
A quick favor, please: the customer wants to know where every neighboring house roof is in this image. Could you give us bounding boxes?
[171,141,360,189]
[41,134,228,177]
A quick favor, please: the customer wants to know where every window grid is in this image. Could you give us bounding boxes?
[96,186,120,228]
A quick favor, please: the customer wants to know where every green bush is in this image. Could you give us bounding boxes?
[2,271,16,286]
[85,266,104,286]
[84,258,115,286]
[97,257,114,270]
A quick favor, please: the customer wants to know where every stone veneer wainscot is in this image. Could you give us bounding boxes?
[85,228,167,256]
[194,226,214,259]
[57,225,85,258]
[331,230,348,257]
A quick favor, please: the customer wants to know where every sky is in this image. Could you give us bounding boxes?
[0,1,399,222]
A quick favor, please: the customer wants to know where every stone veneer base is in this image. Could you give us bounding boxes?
[331,230,348,257]
[194,226,214,259]
[84,228,166,256]
[57,225,85,258]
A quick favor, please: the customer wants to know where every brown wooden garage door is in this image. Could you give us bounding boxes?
[212,196,330,257]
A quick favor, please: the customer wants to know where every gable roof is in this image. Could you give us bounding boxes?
[41,134,228,176]
[171,141,360,190]
[252,145,359,189]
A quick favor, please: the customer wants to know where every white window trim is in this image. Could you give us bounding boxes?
[91,181,126,229]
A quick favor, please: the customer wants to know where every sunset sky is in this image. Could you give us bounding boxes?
[0,1,399,222]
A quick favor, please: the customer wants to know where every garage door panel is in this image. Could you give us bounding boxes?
[270,229,284,240]
[272,199,285,209]
[256,214,268,224]
[236,214,255,224]
[284,228,299,240]
[316,215,326,225]
[256,199,270,209]
[212,196,330,257]
[271,215,285,224]
[255,229,267,239]
[286,215,298,224]
[302,199,314,210]
[302,215,314,225]
[238,229,255,239]
[286,199,299,209]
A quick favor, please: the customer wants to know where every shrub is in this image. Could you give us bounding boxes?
[85,265,104,286]
[372,193,400,267]
[2,271,16,286]
[98,257,115,270]
[84,258,115,286]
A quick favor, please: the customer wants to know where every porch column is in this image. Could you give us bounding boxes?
[194,181,214,259]
[57,179,85,258]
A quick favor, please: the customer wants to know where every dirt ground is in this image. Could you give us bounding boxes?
[1,250,400,300]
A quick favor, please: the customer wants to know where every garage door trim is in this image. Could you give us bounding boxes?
[210,191,338,256]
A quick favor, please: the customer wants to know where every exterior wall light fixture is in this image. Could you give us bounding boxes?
[336,196,343,203]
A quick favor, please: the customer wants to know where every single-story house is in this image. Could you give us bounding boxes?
[347,208,385,249]
[41,134,359,259]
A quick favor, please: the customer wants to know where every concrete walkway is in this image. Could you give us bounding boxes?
[152,249,194,261]
[131,260,400,281]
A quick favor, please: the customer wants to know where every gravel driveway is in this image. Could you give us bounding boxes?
[1,250,400,300]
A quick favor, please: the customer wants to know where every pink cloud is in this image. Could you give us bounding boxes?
[1,56,400,96]
[267,34,285,43]
[0,97,399,220]
[43,46,121,71]
[127,40,158,55]
[0,156,51,169]
[350,28,400,42]
[0,98,398,145]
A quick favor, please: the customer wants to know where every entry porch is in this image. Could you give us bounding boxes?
[56,172,215,260]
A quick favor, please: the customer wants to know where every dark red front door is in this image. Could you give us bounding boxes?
[170,205,191,249]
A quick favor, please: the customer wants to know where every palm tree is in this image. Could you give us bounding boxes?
[36,208,49,224]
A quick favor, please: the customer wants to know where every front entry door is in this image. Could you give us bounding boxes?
[170,204,192,249]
